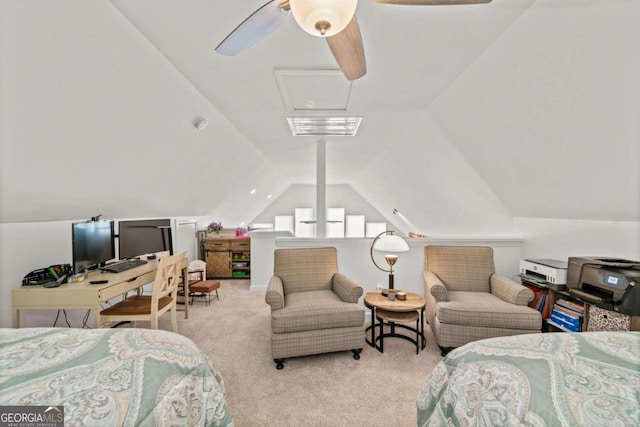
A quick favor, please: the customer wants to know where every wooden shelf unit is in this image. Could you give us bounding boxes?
[546,289,585,332]
[203,236,250,279]
[522,279,586,332]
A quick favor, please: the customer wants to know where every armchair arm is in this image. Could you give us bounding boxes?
[490,275,534,306]
[265,275,285,311]
[424,271,448,302]
[332,272,364,303]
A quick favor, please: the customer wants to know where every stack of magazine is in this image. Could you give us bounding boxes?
[522,280,549,319]
[526,285,549,318]
[549,298,585,332]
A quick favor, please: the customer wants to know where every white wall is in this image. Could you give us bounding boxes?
[5,216,637,328]
[350,114,518,238]
[250,235,524,297]
[0,221,75,327]
[429,0,640,223]
[252,219,640,298]
[516,218,640,262]
[250,183,402,230]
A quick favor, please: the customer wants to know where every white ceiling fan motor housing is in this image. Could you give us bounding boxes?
[290,0,358,37]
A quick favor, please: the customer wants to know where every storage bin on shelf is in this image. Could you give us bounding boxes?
[586,305,631,332]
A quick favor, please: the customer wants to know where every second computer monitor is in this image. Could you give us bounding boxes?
[118,219,173,259]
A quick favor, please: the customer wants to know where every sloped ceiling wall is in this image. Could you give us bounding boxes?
[429,0,640,222]
[0,0,289,225]
[350,113,515,236]
[1,0,638,232]
[349,0,640,236]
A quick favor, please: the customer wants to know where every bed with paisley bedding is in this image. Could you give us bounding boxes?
[417,331,640,427]
[0,327,234,426]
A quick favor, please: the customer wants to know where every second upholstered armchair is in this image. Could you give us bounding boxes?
[265,247,365,370]
[424,246,542,356]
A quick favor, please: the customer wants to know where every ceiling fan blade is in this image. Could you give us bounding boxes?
[373,0,491,5]
[326,17,366,81]
[215,0,293,56]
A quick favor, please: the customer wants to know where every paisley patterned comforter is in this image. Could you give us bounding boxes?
[0,328,234,426]
[417,331,640,427]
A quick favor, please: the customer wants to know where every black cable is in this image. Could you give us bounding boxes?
[52,310,61,327]
[62,309,71,327]
[82,309,91,328]
[112,321,131,328]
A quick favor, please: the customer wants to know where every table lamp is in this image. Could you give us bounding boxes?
[370,231,409,295]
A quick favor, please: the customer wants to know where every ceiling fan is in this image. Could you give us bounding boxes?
[215,0,492,81]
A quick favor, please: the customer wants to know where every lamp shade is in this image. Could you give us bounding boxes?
[290,0,358,37]
[373,234,409,253]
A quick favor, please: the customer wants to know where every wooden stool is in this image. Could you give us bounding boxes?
[376,309,420,354]
[189,280,220,306]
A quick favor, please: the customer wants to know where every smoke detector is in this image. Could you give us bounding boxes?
[194,117,208,131]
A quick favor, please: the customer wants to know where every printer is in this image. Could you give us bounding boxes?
[519,259,568,289]
[567,257,640,316]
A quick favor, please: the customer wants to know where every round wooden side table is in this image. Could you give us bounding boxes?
[363,290,426,353]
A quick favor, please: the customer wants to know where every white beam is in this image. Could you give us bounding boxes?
[316,140,326,238]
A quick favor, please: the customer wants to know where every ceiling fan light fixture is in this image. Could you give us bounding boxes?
[290,0,358,37]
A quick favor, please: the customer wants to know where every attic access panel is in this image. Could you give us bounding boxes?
[275,69,352,112]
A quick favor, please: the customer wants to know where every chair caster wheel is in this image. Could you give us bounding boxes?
[275,359,284,370]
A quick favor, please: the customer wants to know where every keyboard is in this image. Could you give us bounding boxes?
[101,259,148,273]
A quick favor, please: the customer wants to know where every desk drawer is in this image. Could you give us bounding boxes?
[98,270,155,301]
[12,286,94,308]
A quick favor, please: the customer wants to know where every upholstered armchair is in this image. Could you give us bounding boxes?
[424,246,542,355]
[265,247,365,370]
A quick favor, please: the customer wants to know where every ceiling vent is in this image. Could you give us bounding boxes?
[286,116,363,136]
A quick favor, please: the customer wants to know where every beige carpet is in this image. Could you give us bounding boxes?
[172,281,443,427]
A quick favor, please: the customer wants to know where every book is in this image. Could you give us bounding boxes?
[549,314,581,331]
[556,299,585,314]
[537,293,549,318]
[549,318,581,332]
[553,305,581,319]
[526,285,550,318]
[551,309,581,328]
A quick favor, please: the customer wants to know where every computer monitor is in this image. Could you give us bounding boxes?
[72,220,116,273]
[118,219,173,259]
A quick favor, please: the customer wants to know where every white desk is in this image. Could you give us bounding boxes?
[12,259,188,328]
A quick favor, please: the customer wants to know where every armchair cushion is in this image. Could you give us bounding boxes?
[437,291,541,330]
[333,272,364,303]
[271,290,364,334]
[490,275,535,306]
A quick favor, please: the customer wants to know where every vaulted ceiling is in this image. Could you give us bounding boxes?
[1,0,638,234]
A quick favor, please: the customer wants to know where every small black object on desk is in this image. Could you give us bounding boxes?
[90,280,109,285]
[43,281,60,288]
